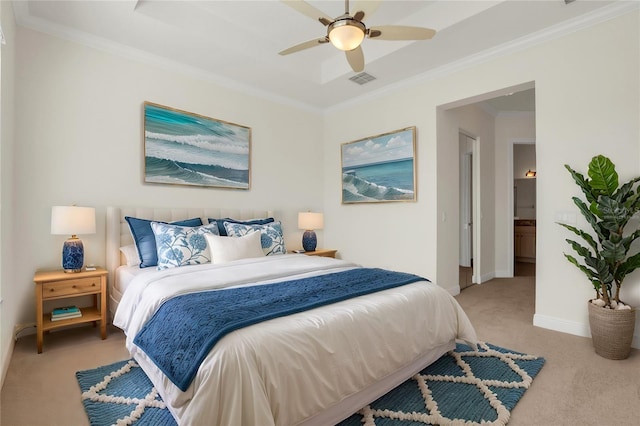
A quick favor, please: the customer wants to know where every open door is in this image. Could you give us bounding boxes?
[459,133,475,289]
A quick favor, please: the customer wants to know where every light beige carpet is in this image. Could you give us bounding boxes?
[2,273,639,425]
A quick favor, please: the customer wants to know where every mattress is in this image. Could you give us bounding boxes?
[110,265,154,318]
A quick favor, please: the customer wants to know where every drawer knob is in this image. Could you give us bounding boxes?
[50,288,55,292]
[92,283,96,287]
[72,285,77,288]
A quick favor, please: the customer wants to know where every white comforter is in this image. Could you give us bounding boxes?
[114,254,477,426]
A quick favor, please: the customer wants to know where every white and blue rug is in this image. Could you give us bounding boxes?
[76,342,544,426]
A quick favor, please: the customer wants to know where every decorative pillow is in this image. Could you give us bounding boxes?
[125,216,203,268]
[119,244,140,267]
[208,217,275,236]
[151,222,220,270]
[224,221,286,256]
[205,231,264,264]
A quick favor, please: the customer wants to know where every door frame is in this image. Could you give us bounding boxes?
[460,149,472,267]
[507,138,536,276]
[460,130,480,283]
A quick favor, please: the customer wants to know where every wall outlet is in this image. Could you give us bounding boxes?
[555,211,577,225]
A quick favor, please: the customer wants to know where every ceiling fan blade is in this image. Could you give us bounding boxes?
[345,46,365,72]
[368,25,436,41]
[279,38,328,56]
[281,0,333,26]
[352,1,381,21]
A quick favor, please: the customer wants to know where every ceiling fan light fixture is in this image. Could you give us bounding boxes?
[328,19,365,51]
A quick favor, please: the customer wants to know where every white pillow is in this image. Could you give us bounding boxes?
[223,221,287,256]
[119,244,141,267]
[205,231,265,264]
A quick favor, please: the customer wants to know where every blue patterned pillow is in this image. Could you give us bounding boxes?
[125,216,203,268]
[223,221,286,256]
[207,217,275,236]
[151,222,220,270]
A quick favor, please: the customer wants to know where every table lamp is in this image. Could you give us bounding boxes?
[298,212,324,252]
[51,206,96,273]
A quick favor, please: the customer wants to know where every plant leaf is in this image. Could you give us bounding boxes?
[616,251,640,282]
[598,196,629,233]
[572,197,607,241]
[601,239,626,264]
[565,164,597,204]
[557,222,598,251]
[564,254,596,282]
[588,155,618,197]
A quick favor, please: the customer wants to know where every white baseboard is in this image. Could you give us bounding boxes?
[477,271,496,284]
[533,313,640,349]
[1,336,15,390]
[494,269,511,278]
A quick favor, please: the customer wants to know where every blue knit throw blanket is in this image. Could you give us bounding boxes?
[134,267,426,391]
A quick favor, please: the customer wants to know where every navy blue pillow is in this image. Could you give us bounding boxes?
[125,216,203,268]
[207,217,275,236]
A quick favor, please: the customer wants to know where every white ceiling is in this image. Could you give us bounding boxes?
[12,0,631,111]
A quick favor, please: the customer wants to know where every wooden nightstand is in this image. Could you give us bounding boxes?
[302,249,337,258]
[34,268,108,353]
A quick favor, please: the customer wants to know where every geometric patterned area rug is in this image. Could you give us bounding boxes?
[76,342,544,426]
[76,359,174,426]
[338,342,545,426]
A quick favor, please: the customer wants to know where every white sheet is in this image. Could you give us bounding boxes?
[115,265,151,294]
[114,254,477,425]
[109,265,155,319]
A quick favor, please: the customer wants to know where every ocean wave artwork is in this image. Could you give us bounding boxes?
[341,127,416,203]
[144,102,250,189]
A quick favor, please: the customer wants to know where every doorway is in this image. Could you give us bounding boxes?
[459,132,476,289]
[511,141,537,277]
[436,81,535,295]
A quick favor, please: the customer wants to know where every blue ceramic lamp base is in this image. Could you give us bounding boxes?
[302,230,317,252]
[62,237,84,273]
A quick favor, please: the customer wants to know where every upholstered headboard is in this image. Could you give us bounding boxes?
[105,206,275,317]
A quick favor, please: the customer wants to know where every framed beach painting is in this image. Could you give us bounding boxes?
[341,126,416,204]
[143,102,251,189]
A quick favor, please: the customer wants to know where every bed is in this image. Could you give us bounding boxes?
[107,206,477,426]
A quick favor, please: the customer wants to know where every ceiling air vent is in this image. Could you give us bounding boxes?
[349,72,376,85]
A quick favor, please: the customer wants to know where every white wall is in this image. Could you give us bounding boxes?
[325,10,640,343]
[0,0,16,387]
[533,10,640,343]
[5,26,324,364]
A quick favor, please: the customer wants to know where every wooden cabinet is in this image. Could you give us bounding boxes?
[302,249,337,258]
[34,268,108,353]
[515,226,536,262]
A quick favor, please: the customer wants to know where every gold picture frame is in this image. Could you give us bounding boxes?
[143,102,251,189]
[341,126,417,204]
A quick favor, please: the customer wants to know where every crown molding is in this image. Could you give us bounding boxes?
[327,1,639,113]
[13,1,638,114]
[12,3,323,115]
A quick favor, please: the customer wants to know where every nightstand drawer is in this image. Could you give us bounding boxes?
[42,277,101,299]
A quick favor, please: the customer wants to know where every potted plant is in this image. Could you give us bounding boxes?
[559,154,638,359]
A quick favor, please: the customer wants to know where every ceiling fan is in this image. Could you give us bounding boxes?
[279,0,436,73]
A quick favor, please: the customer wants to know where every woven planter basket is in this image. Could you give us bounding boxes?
[587,301,636,360]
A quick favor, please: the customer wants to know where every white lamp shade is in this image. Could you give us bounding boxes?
[329,22,365,51]
[51,206,96,236]
[298,212,324,230]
